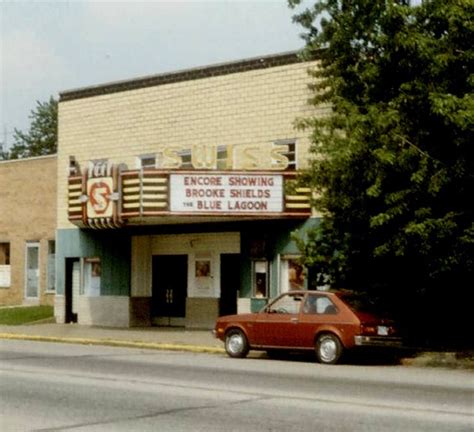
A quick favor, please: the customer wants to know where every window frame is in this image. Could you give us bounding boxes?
[252,259,270,299]
[0,242,11,288]
[137,154,157,169]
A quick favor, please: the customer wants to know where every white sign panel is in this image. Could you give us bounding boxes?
[170,174,283,213]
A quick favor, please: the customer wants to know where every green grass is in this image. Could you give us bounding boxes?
[0,305,54,325]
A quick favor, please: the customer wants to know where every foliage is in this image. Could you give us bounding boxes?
[0,305,54,325]
[6,96,58,159]
[289,0,473,347]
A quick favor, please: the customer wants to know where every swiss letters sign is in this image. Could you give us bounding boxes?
[170,174,283,213]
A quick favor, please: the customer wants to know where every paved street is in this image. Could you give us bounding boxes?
[1,340,473,432]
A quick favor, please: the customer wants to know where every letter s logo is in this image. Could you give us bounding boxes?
[89,181,111,215]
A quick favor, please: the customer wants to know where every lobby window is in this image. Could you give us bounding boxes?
[47,240,56,292]
[273,139,297,171]
[0,242,11,288]
[138,154,156,169]
[252,260,269,298]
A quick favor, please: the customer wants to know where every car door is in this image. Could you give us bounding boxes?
[253,292,305,347]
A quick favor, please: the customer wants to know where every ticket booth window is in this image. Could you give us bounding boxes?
[253,260,269,298]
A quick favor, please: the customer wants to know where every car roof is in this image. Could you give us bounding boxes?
[283,290,337,296]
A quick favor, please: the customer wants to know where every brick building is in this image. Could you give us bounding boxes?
[0,155,57,306]
[55,51,324,328]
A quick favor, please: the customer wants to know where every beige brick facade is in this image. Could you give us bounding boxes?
[0,155,57,305]
[58,55,322,229]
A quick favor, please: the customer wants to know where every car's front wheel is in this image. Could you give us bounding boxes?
[315,333,343,364]
[225,329,249,358]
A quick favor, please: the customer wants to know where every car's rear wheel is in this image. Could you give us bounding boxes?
[225,329,249,358]
[315,333,343,364]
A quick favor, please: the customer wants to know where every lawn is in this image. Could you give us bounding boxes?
[0,305,54,325]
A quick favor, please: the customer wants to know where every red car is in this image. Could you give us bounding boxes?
[214,290,402,364]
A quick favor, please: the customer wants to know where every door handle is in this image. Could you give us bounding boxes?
[291,317,299,323]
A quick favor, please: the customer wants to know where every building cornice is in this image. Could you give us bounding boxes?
[59,51,302,102]
[0,154,57,165]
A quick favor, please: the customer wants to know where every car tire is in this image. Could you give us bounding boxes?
[315,333,343,365]
[225,329,249,358]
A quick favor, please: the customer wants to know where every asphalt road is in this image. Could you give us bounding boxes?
[0,340,472,432]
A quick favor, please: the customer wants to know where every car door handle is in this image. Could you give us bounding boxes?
[291,318,299,323]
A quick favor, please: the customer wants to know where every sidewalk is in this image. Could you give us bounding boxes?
[0,323,225,354]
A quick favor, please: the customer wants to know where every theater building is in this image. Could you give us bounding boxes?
[55,51,323,328]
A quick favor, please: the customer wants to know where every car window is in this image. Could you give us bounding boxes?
[267,293,303,314]
[303,295,338,315]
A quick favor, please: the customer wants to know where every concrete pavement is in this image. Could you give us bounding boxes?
[0,323,225,354]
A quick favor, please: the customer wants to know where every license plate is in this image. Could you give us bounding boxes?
[377,326,388,336]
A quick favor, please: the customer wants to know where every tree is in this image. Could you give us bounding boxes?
[7,96,58,159]
[289,0,473,347]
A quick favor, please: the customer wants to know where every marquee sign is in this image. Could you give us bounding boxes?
[170,174,283,213]
[68,160,311,228]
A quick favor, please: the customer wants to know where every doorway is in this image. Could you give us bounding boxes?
[151,255,188,326]
[25,242,40,300]
[65,258,80,323]
[219,254,240,316]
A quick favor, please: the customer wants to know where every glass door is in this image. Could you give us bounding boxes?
[25,242,40,299]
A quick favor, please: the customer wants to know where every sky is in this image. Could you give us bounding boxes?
[0,0,305,149]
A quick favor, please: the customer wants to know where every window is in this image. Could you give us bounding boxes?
[268,293,304,314]
[303,295,338,315]
[273,139,297,171]
[179,149,193,169]
[47,240,56,292]
[138,154,156,169]
[253,260,269,298]
[280,257,306,292]
[216,145,228,170]
[0,242,11,288]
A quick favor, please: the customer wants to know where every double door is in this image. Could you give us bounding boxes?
[151,255,187,326]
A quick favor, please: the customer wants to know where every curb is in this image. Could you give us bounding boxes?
[0,333,226,355]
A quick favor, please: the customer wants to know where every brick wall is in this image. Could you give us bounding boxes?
[58,57,324,229]
[0,155,57,305]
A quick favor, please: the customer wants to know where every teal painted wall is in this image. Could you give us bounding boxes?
[56,218,320,303]
[56,229,131,296]
[242,217,320,310]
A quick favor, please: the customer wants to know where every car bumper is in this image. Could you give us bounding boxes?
[354,335,403,347]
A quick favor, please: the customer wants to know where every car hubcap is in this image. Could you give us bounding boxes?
[227,334,244,354]
[319,338,337,363]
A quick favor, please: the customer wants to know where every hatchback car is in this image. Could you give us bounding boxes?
[214,290,402,364]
